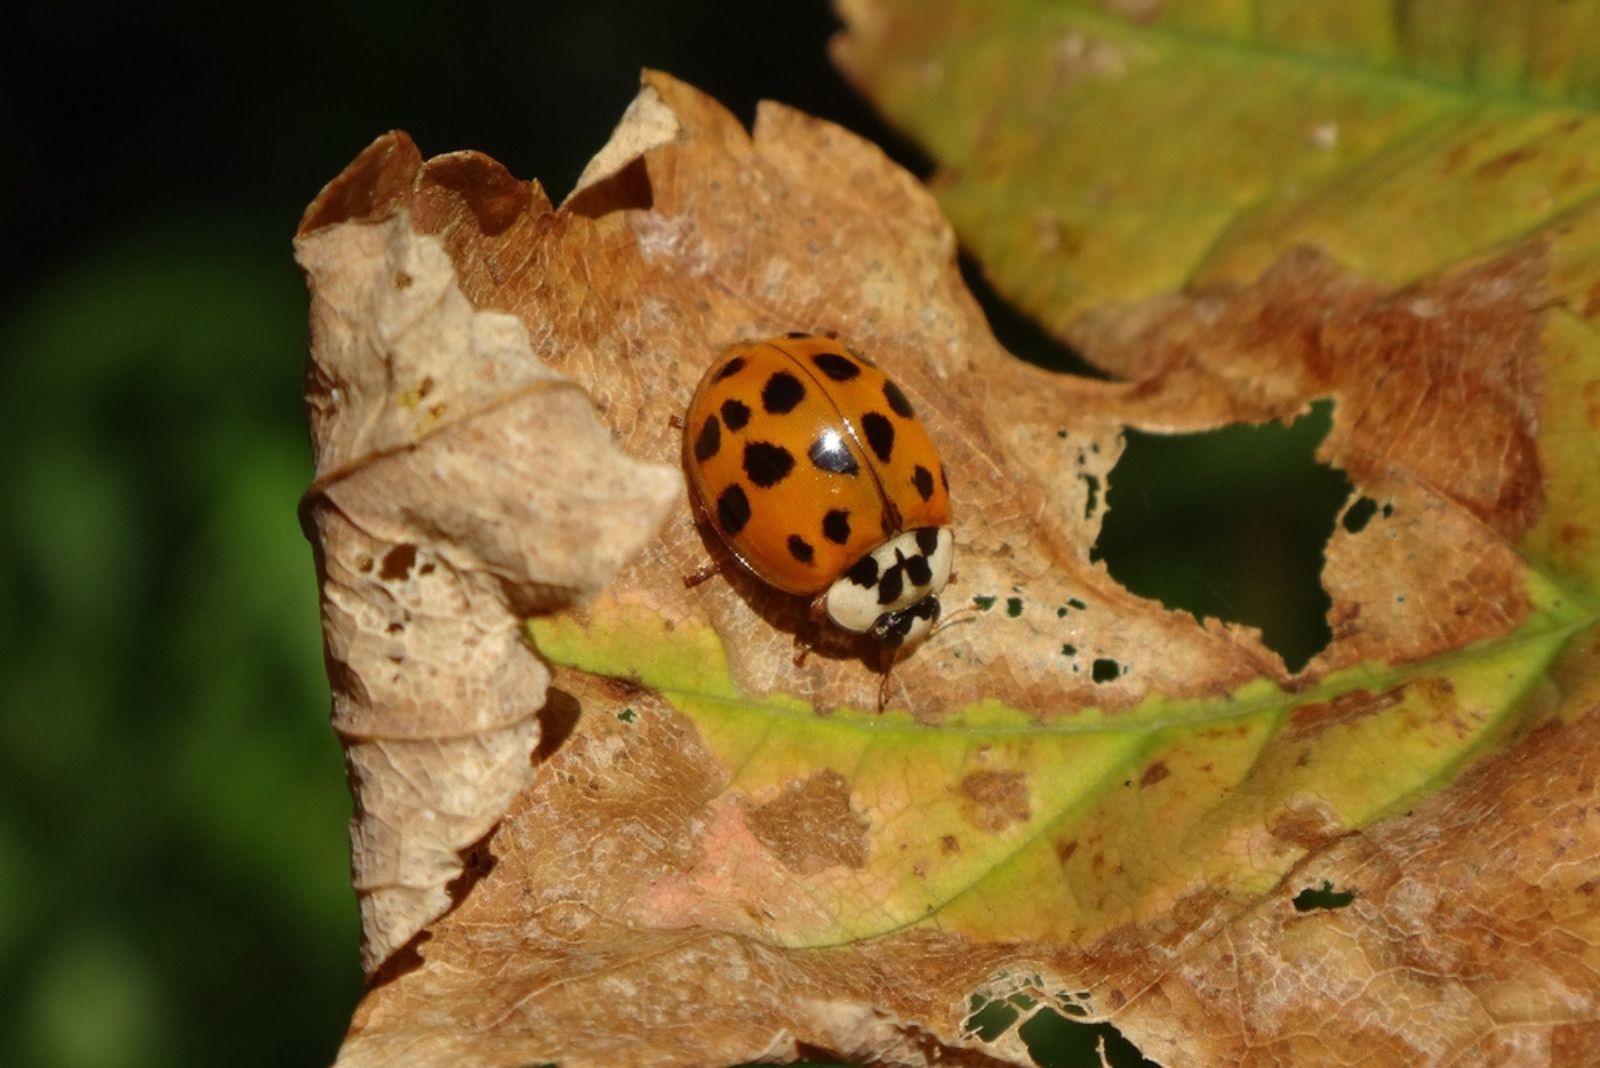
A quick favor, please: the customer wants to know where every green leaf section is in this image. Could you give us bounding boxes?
[844,0,1600,324]
[529,566,1593,947]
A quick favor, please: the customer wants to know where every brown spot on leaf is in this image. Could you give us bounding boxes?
[1139,761,1169,787]
[1268,798,1344,848]
[379,543,417,581]
[1056,839,1078,863]
[959,769,1031,832]
[1290,688,1404,739]
[941,834,961,855]
[1582,279,1600,319]
[745,769,869,875]
[1475,147,1538,180]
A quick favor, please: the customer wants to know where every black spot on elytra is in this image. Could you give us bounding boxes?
[743,442,795,488]
[713,356,746,382]
[877,563,905,605]
[861,412,895,462]
[721,398,751,431]
[822,509,852,545]
[912,465,934,501]
[883,379,915,418]
[808,434,859,475]
[693,416,721,462]
[716,485,750,535]
[787,534,815,564]
[915,528,939,555]
[905,554,932,587]
[813,352,860,381]
[762,371,805,414]
[846,555,879,588]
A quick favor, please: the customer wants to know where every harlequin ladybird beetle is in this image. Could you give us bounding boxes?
[683,333,954,660]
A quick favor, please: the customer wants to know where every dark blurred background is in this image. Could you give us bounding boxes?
[0,2,1340,1066]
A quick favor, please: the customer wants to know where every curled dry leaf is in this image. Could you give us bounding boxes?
[296,60,1600,1068]
[295,203,682,970]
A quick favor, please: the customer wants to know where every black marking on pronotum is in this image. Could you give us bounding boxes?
[808,434,859,475]
[762,371,805,414]
[812,352,860,381]
[877,562,905,605]
[717,485,750,535]
[846,555,879,588]
[915,528,939,555]
[713,356,746,382]
[693,416,721,462]
[787,535,815,564]
[883,379,915,418]
[912,465,935,501]
[721,398,751,432]
[905,554,932,587]
[861,412,895,462]
[743,442,795,488]
[822,509,851,545]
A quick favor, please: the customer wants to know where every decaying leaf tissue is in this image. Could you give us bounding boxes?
[297,3,1600,1065]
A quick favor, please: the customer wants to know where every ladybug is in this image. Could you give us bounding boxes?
[682,333,954,661]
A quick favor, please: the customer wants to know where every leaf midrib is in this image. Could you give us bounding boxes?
[1046,1,1597,115]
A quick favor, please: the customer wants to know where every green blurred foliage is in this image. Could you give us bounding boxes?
[0,2,1342,1066]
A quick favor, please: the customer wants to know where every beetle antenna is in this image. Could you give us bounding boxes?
[931,604,980,637]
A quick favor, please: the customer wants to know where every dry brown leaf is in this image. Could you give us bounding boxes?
[295,70,1600,1067]
[296,208,681,970]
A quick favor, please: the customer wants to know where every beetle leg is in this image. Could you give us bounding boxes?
[682,561,721,588]
[875,646,897,712]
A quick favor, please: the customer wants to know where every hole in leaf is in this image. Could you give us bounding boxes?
[1341,495,1381,533]
[1092,400,1351,672]
[963,993,1024,1041]
[1006,596,1024,617]
[1293,879,1356,911]
[1091,658,1120,683]
[958,252,1109,379]
[1018,1007,1160,1068]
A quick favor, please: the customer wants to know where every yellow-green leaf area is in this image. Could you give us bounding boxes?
[528,571,1594,947]
[1523,309,1600,593]
[839,0,1600,330]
